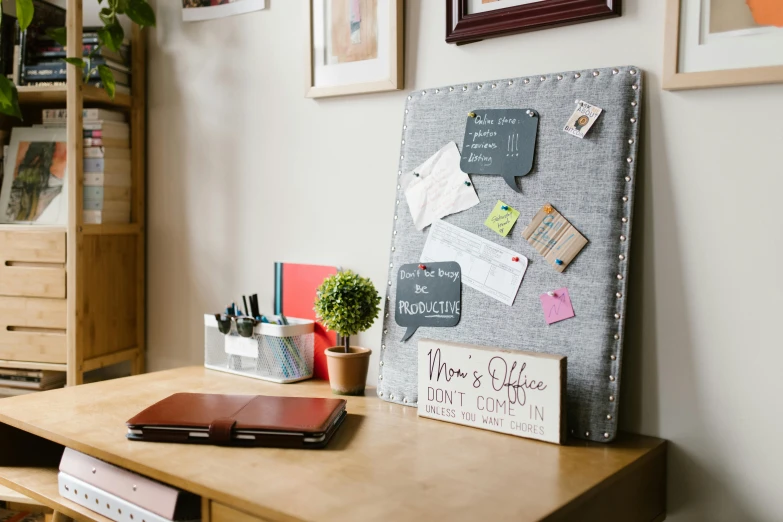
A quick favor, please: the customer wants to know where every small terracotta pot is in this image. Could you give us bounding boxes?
[325,346,372,396]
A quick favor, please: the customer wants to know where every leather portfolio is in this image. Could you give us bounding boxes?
[126,393,347,449]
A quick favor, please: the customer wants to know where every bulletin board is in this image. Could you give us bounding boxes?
[379,66,642,443]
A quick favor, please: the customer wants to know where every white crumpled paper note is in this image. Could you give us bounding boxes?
[402,142,479,231]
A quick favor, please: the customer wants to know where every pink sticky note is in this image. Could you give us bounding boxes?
[539,288,575,325]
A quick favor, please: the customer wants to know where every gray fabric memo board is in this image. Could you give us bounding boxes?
[378,66,642,443]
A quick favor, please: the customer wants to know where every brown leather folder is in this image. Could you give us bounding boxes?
[126,393,347,449]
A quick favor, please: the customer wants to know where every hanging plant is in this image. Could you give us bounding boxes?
[0,0,156,118]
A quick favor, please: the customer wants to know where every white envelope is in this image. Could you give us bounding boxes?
[403,142,480,231]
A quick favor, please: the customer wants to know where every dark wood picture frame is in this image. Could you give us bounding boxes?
[446,0,622,45]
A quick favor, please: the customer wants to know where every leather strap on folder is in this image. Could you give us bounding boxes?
[208,418,237,445]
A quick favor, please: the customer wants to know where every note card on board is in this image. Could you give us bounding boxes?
[395,262,462,342]
[484,200,520,237]
[421,220,528,306]
[403,142,480,231]
[520,204,588,273]
[460,109,539,192]
[539,288,575,325]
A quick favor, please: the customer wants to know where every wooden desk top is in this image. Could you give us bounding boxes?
[0,367,666,522]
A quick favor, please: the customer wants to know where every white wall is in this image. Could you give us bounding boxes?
[145,1,783,520]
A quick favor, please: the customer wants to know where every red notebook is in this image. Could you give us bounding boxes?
[274,263,339,379]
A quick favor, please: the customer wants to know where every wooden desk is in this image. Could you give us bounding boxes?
[0,367,666,522]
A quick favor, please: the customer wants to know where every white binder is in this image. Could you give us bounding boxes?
[58,472,200,522]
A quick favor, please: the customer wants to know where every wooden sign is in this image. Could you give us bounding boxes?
[460,109,539,193]
[418,339,566,444]
[520,203,588,273]
[396,262,462,342]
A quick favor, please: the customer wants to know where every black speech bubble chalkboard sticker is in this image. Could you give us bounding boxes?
[460,109,539,192]
[395,261,462,342]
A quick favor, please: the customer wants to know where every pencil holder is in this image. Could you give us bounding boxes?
[204,314,315,384]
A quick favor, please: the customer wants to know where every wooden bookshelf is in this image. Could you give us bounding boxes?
[17,85,132,109]
[0,0,146,388]
[0,483,36,503]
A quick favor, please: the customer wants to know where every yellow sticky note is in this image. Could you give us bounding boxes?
[485,200,520,237]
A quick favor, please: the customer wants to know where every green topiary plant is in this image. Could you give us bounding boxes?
[314,271,381,353]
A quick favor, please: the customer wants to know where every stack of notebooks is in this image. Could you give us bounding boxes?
[20,7,131,95]
[40,108,132,224]
[58,448,201,522]
[0,368,65,395]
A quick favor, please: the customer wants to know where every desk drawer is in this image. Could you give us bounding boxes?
[0,296,67,363]
[0,230,66,298]
[211,502,272,522]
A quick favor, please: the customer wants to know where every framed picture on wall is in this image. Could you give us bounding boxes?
[664,0,783,90]
[307,0,404,98]
[446,0,621,45]
[182,0,266,22]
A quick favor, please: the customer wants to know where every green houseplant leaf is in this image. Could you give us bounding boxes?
[97,65,116,99]
[45,27,67,46]
[126,0,156,28]
[64,57,86,68]
[0,75,22,118]
[16,0,34,31]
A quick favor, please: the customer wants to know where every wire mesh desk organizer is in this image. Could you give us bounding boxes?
[204,315,315,383]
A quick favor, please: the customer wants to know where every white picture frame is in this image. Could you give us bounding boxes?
[664,0,783,90]
[307,0,403,98]
[182,0,266,22]
[0,127,69,226]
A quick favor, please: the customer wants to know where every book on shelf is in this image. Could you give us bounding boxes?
[84,121,130,139]
[0,377,65,391]
[37,121,130,141]
[85,157,132,175]
[84,137,130,149]
[14,0,66,86]
[24,81,133,95]
[83,209,130,224]
[83,199,131,212]
[0,386,36,397]
[29,41,130,65]
[0,368,65,388]
[84,172,132,187]
[0,14,18,80]
[84,186,131,201]
[15,11,133,92]
[22,62,131,85]
[43,108,126,123]
[28,55,130,74]
[0,368,57,378]
[84,146,131,160]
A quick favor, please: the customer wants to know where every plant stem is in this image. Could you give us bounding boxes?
[344,335,350,353]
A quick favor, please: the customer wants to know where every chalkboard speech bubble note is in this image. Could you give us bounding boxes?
[395,261,462,342]
[460,109,539,193]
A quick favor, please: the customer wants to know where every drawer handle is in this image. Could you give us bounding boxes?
[6,326,66,334]
[4,261,65,268]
